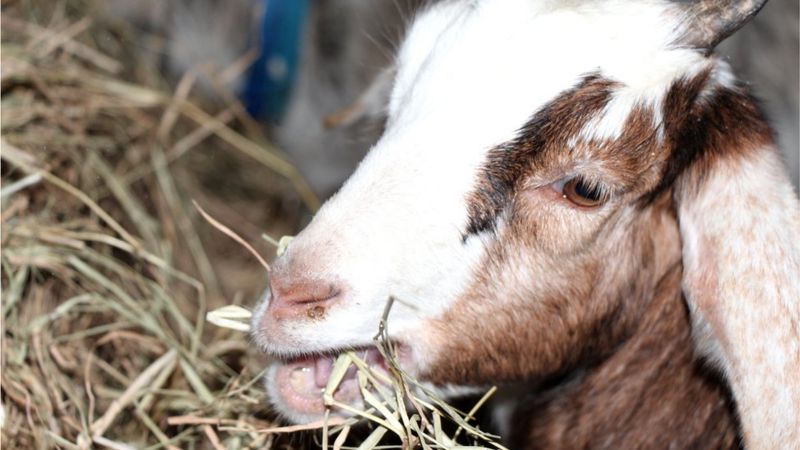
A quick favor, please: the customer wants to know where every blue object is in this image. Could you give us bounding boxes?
[243,0,309,122]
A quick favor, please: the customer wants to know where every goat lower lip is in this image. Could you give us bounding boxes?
[273,347,391,414]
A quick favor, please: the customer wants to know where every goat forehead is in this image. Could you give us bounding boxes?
[320,1,712,244]
[389,0,704,144]
[303,0,714,282]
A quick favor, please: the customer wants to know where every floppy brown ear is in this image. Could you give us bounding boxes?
[675,138,800,446]
[670,2,798,446]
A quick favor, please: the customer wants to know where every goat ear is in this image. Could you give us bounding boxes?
[675,146,800,447]
[677,0,768,51]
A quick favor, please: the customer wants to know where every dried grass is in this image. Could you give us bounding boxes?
[2,1,304,448]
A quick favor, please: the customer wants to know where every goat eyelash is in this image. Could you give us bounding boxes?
[554,176,611,207]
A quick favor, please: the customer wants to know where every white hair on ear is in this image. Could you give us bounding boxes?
[678,148,800,448]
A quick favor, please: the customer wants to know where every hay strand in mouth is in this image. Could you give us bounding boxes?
[203,301,506,448]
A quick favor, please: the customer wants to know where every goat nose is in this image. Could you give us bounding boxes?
[268,274,341,320]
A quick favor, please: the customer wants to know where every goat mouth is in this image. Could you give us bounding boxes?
[270,346,399,417]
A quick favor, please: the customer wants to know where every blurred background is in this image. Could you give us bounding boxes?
[106,0,799,196]
[1,0,797,448]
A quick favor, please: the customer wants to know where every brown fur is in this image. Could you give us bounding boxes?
[645,68,773,204]
[418,66,779,448]
[425,194,682,384]
[512,265,740,450]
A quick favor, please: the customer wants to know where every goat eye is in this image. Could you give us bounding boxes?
[563,177,605,207]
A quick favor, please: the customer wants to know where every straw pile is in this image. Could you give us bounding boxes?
[1,1,505,449]
[1,1,311,448]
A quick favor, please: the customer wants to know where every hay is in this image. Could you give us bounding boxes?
[1,1,503,448]
[2,1,303,448]
[206,298,507,450]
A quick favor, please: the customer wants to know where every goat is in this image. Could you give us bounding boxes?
[251,0,800,448]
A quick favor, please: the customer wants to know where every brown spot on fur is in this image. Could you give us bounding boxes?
[643,69,773,204]
[465,74,618,236]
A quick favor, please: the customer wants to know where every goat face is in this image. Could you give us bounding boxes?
[251,0,800,442]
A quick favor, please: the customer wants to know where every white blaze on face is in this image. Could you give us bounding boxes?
[251,0,708,422]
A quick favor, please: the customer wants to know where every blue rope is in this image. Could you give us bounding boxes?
[243,0,309,122]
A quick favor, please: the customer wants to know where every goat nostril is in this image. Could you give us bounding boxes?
[306,305,326,320]
[291,286,338,305]
[268,276,342,318]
